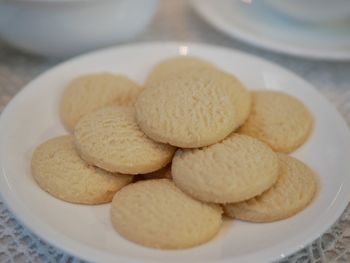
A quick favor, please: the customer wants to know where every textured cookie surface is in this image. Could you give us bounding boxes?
[224,154,317,222]
[172,134,279,203]
[239,90,313,153]
[60,73,141,131]
[136,68,250,148]
[145,56,214,86]
[31,136,133,204]
[222,71,251,127]
[74,106,176,174]
[111,179,222,249]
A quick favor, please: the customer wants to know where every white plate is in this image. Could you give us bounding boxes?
[1,42,350,263]
[191,0,350,60]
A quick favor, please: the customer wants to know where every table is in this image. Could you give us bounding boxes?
[1,1,350,262]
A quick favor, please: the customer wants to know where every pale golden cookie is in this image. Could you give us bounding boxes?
[172,134,279,203]
[222,71,251,127]
[135,68,250,148]
[31,135,133,204]
[74,106,176,174]
[60,73,141,131]
[239,90,313,153]
[145,56,214,86]
[111,179,223,249]
[224,154,317,222]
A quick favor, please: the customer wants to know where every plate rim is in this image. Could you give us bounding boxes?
[191,0,350,61]
[1,41,350,263]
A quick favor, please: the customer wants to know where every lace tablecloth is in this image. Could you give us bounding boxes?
[1,1,350,262]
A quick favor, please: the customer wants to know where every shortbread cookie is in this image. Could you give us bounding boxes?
[145,56,214,86]
[111,179,222,249]
[222,71,251,127]
[146,57,250,126]
[60,73,141,131]
[31,135,133,204]
[239,90,313,153]
[135,68,250,148]
[74,106,176,174]
[172,134,279,203]
[224,154,317,222]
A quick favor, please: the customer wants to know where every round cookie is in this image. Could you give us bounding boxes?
[239,90,313,153]
[145,56,214,86]
[111,179,223,249]
[74,106,176,174]
[222,71,251,127]
[224,154,317,222]
[172,134,279,203]
[60,73,141,131]
[31,135,133,204]
[135,67,250,148]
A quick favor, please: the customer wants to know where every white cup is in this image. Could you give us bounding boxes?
[263,0,350,24]
[0,0,158,57]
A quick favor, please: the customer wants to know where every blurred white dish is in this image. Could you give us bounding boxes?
[264,0,350,24]
[0,0,158,57]
[192,0,350,60]
[1,42,350,263]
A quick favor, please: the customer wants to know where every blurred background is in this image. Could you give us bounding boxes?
[1,0,350,262]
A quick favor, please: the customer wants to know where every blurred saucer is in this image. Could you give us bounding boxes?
[192,0,350,60]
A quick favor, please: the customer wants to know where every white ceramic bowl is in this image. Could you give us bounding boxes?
[0,0,158,57]
[264,0,350,23]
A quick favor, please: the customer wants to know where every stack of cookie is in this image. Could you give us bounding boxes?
[31,57,317,250]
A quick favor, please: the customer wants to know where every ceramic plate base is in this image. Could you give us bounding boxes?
[191,0,350,60]
[1,42,350,263]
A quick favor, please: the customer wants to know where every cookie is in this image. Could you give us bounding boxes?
[222,71,251,127]
[172,134,279,203]
[111,179,223,249]
[60,73,141,131]
[74,106,176,174]
[31,135,133,204]
[224,154,317,222]
[135,67,250,148]
[145,56,214,86]
[145,57,250,126]
[239,90,313,153]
